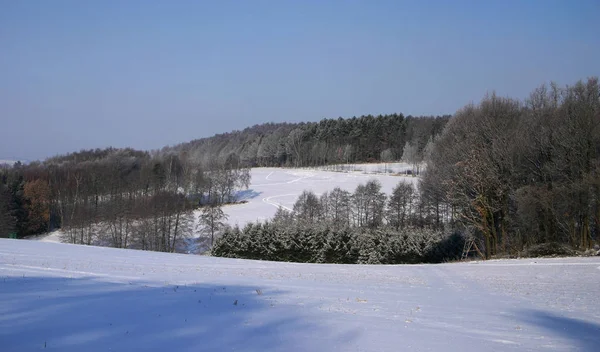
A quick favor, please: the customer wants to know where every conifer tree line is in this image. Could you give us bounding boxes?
[214,77,600,262]
[0,149,250,251]
[213,180,465,264]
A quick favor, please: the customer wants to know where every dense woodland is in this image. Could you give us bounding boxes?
[0,149,250,251]
[1,78,598,261]
[0,113,446,252]
[167,114,449,168]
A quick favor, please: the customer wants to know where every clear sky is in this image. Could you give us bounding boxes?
[1,0,599,161]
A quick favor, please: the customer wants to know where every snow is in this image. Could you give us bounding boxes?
[24,231,63,243]
[1,239,599,351]
[222,167,418,228]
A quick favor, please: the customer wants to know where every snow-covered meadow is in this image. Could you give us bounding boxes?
[1,239,599,351]
[222,167,418,228]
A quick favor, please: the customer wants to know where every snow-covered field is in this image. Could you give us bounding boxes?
[223,167,417,228]
[1,239,599,351]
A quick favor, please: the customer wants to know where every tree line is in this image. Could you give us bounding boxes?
[421,77,600,258]
[213,180,464,264]
[167,114,449,168]
[0,148,250,252]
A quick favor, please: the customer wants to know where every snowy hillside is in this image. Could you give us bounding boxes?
[1,239,599,351]
[222,167,417,228]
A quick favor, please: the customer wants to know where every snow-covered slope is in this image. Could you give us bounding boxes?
[1,239,598,351]
[222,167,417,228]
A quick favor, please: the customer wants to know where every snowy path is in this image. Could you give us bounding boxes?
[1,239,599,351]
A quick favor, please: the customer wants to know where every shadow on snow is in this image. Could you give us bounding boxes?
[517,309,600,352]
[0,275,347,352]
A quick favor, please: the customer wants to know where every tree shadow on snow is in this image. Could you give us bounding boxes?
[0,275,349,352]
[235,189,262,202]
[516,309,600,352]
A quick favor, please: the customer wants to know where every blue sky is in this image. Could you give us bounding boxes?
[1,0,598,161]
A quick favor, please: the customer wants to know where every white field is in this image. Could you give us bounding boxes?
[1,239,599,351]
[222,167,418,228]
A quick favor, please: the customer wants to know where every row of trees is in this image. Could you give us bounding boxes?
[276,180,420,231]
[0,148,249,252]
[168,114,449,168]
[212,179,466,263]
[213,223,464,264]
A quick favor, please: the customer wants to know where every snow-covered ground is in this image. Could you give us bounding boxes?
[222,167,417,228]
[1,239,599,352]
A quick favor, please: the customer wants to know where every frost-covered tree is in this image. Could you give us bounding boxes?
[352,180,386,228]
[364,180,386,228]
[293,190,322,223]
[272,206,293,227]
[402,141,421,175]
[199,204,228,247]
[387,181,415,230]
[380,148,394,173]
[327,187,351,228]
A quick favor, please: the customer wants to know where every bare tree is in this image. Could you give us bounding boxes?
[380,148,394,173]
[387,181,414,230]
[293,190,322,223]
[199,204,228,248]
[401,141,421,175]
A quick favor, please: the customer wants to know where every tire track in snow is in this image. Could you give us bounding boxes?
[251,174,313,187]
[262,194,296,211]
